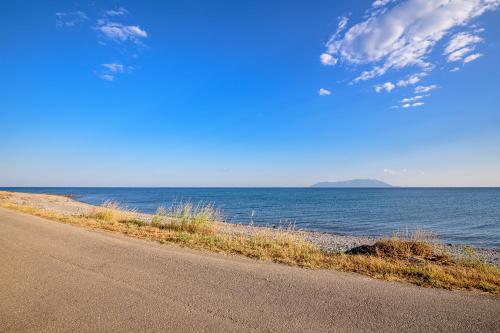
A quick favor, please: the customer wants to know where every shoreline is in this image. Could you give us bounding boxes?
[47,193,500,267]
[2,190,499,266]
[2,187,498,247]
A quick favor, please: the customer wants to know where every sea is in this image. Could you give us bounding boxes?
[2,187,499,248]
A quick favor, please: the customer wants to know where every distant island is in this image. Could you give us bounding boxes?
[311,179,392,188]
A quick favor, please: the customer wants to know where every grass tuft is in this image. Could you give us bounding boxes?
[90,200,143,225]
[151,203,219,234]
[373,239,436,259]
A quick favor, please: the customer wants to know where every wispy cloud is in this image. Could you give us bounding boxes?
[97,63,133,81]
[447,47,475,62]
[374,82,395,93]
[383,168,398,175]
[383,167,424,175]
[463,53,483,64]
[319,88,331,96]
[322,0,498,80]
[401,102,424,108]
[99,74,115,81]
[373,0,393,8]
[415,85,437,94]
[97,22,147,44]
[384,167,409,175]
[320,53,337,66]
[55,11,88,27]
[401,95,425,103]
[396,94,427,108]
[396,72,426,87]
[56,6,148,82]
[105,7,129,17]
[319,0,499,106]
[444,32,483,62]
[102,63,124,73]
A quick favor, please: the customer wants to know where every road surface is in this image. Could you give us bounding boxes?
[1,208,499,332]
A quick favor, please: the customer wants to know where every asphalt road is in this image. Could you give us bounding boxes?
[1,207,499,332]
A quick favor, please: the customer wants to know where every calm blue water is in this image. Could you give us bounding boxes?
[2,187,499,248]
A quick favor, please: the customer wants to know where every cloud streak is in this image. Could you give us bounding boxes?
[97,22,148,44]
[319,0,499,106]
[320,53,337,66]
[463,53,483,63]
[55,11,88,27]
[56,6,148,82]
[322,0,498,81]
[105,7,129,17]
[401,102,424,108]
[444,32,483,62]
[375,82,395,93]
[97,63,134,81]
[415,85,437,93]
[319,88,331,96]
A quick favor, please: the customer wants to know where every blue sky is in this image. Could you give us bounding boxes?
[1,0,500,187]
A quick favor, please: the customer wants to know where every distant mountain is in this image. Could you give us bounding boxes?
[311,179,392,188]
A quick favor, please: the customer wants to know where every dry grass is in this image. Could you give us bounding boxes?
[89,201,146,226]
[150,203,220,234]
[1,195,499,295]
[373,239,436,259]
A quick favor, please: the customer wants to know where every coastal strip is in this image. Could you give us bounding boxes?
[0,190,499,294]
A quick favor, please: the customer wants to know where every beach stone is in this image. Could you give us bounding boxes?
[345,244,377,255]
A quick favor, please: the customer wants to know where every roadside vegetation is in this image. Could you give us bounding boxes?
[0,191,499,295]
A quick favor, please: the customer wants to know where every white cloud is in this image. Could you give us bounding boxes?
[401,95,425,103]
[383,168,398,175]
[321,16,349,67]
[450,66,461,72]
[375,82,395,93]
[56,6,147,81]
[353,66,386,82]
[445,34,481,54]
[444,32,483,62]
[99,74,114,81]
[396,72,426,87]
[321,0,499,83]
[447,47,475,62]
[97,22,148,43]
[384,167,424,175]
[383,167,410,175]
[320,53,337,66]
[102,63,124,73]
[337,16,349,31]
[105,7,128,16]
[463,53,483,63]
[401,101,424,108]
[98,63,129,81]
[319,88,331,96]
[415,85,437,93]
[373,0,392,8]
[55,11,88,27]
